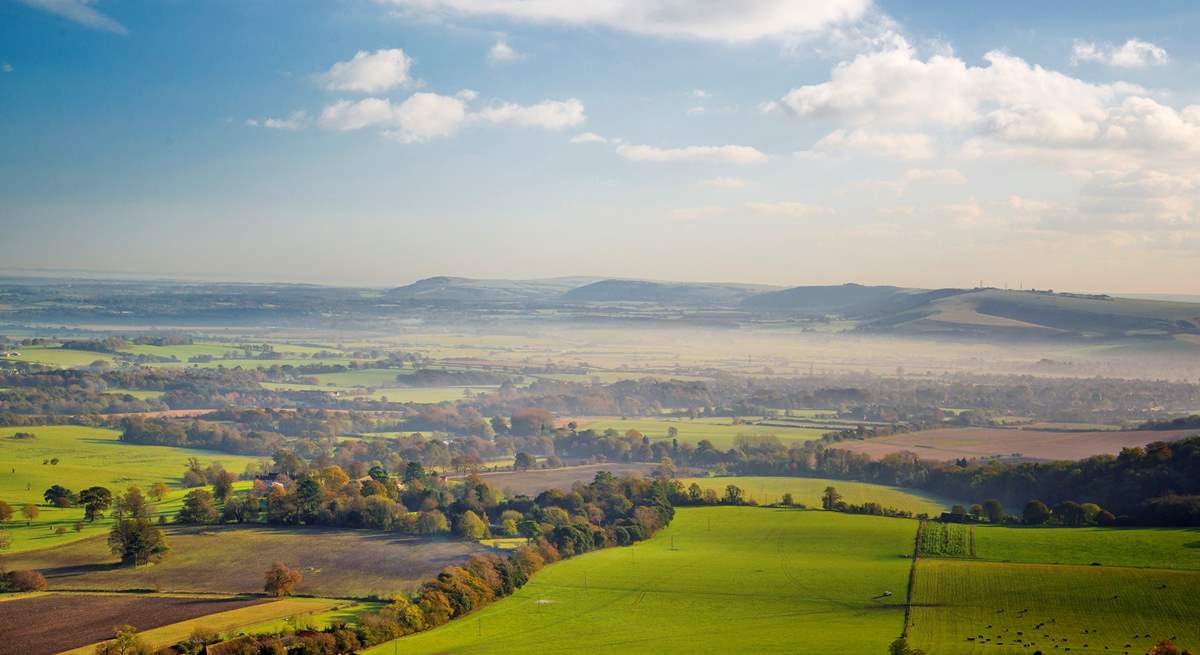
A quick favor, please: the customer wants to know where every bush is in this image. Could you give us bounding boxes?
[2,569,48,592]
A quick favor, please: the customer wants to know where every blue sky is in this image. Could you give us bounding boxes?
[2,1,1199,292]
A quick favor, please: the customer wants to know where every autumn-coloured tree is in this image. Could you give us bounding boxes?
[264,560,303,597]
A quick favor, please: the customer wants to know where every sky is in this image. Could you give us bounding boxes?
[1,1,1199,292]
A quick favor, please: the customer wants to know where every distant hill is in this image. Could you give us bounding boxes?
[561,279,778,306]
[855,288,1200,339]
[386,276,599,303]
[738,283,922,315]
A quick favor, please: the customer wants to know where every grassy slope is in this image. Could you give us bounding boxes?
[910,524,1200,653]
[367,507,916,655]
[579,417,829,449]
[678,476,954,516]
[3,524,486,598]
[0,426,261,552]
[910,559,1200,654]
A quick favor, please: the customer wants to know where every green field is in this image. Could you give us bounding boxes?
[5,345,116,368]
[0,425,260,552]
[579,417,829,449]
[971,524,1200,570]
[678,476,954,516]
[367,507,916,655]
[909,559,1200,653]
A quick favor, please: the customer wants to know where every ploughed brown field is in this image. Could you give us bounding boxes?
[453,462,656,496]
[3,525,485,598]
[838,427,1199,462]
[0,593,266,655]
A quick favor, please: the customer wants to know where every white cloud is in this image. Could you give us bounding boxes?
[374,0,873,42]
[690,89,710,99]
[570,132,607,144]
[318,93,468,142]
[698,177,747,189]
[474,98,586,130]
[487,39,523,64]
[809,128,934,159]
[1,62,12,73]
[1071,39,1169,68]
[770,37,1142,146]
[745,201,833,218]
[318,94,585,142]
[247,111,308,131]
[385,93,471,142]
[320,49,413,93]
[616,144,768,164]
[16,0,126,34]
[686,106,706,116]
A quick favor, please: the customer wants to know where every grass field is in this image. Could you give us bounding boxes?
[575,417,829,449]
[0,425,261,552]
[678,476,954,516]
[4,345,116,368]
[909,559,1200,653]
[3,524,487,598]
[366,507,917,655]
[972,524,1200,570]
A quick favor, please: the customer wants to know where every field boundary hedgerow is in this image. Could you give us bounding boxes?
[901,520,921,639]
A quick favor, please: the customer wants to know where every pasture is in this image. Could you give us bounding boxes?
[909,559,1200,653]
[573,417,829,449]
[366,507,917,655]
[678,475,953,516]
[971,524,1200,570]
[2,524,486,598]
[0,425,260,552]
[838,426,1198,462]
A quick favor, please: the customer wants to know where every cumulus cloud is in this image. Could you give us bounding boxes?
[569,132,607,144]
[373,0,873,42]
[247,111,309,131]
[318,93,467,142]
[16,0,126,34]
[809,128,934,159]
[616,144,768,164]
[1071,39,1169,68]
[1,62,12,73]
[474,98,586,130]
[487,39,523,64]
[745,201,834,218]
[768,37,1144,146]
[319,49,414,93]
[318,93,585,142]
